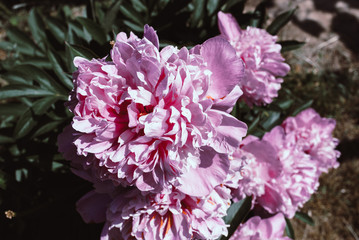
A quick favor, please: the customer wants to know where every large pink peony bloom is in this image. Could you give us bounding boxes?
[218,11,290,106]
[60,25,247,196]
[230,213,290,240]
[76,185,232,240]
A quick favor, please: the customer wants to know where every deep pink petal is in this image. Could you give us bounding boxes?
[76,190,111,223]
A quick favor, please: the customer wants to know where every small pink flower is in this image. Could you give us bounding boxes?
[76,185,232,240]
[59,25,247,196]
[230,213,290,240]
[218,11,290,106]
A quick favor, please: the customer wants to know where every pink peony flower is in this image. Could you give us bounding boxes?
[60,25,247,196]
[227,109,340,218]
[225,136,282,202]
[278,108,340,173]
[229,213,290,240]
[76,185,232,240]
[218,11,290,106]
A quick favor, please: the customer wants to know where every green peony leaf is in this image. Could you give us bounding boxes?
[295,212,315,226]
[0,135,15,144]
[260,110,281,130]
[292,99,313,116]
[32,120,63,138]
[14,65,67,94]
[20,57,53,69]
[6,27,44,56]
[220,196,252,240]
[0,85,55,100]
[279,40,305,52]
[46,16,67,43]
[32,96,61,115]
[190,0,205,28]
[77,17,108,44]
[13,108,37,139]
[0,103,27,116]
[65,42,100,61]
[285,217,295,239]
[266,8,297,35]
[28,8,46,50]
[47,50,73,90]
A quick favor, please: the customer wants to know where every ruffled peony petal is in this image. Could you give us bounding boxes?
[217,11,242,41]
[177,146,229,197]
[201,36,244,99]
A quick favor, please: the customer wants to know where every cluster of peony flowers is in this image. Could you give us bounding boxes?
[57,12,340,240]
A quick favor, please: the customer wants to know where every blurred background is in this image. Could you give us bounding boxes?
[0,0,358,239]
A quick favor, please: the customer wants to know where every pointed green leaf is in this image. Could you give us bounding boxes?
[77,17,107,44]
[292,99,313,116]
[14,108,37,139]
[207,0,221,16]
[220,196,253,240]
[123,20,144,32]
[247,115,260,134]
[276,99,294,110]
[1,72,29,85]
[132,0,147,13]
[0,85,55,100]
[46,17,66,43]
[47,50,73,90]
[28,8,46,49]
[0,103,27,116]
[20,57,53,69]
[222,0,246,12]
[104,0,124,32]
[15,65,67,94]
[250,1,266,28]
[65,42,99,60]
[295,212,315,226]
[67,21,85,44]
[0,41,14,51]
[285,217,295,239]
[260,111,281,130]
[32,120,63,138]
[0,135,15,144]
[6,27,43,56]
[118,2,145,27]
[279,40,305,52]
[267,8,297,35]
[191,0,205,28]
[32,96,60,115]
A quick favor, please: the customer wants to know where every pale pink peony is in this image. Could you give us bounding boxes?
[218,11,290,106]
[76,184,232,240]
[279,108,340,173]
[227,108,340,218]
[225,136,282,202]
[229,213,290,240]
[60,25,247,196]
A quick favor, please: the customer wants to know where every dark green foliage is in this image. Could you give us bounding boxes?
[0,1,303,239]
